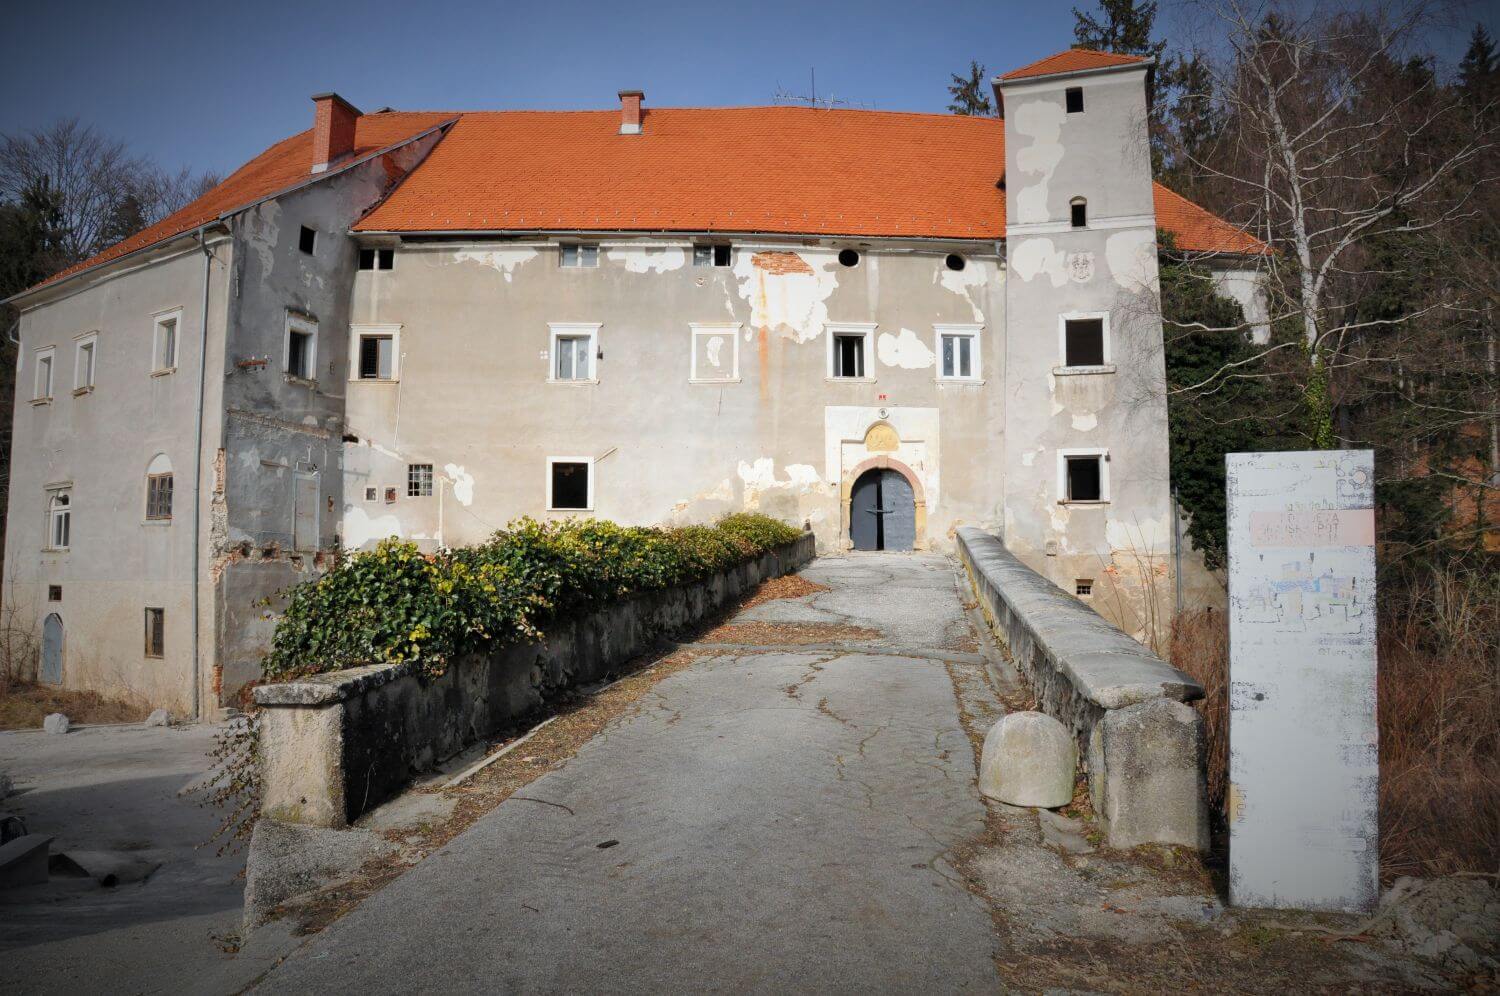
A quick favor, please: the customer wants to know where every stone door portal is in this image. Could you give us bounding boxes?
[41,613,63,684]
[850,468,916,552]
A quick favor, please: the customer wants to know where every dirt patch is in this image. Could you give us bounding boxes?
[738,572,829,609]
[0,683,148,730]
[700,621,881,646]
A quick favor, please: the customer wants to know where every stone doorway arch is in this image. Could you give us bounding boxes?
[841,455,927,551]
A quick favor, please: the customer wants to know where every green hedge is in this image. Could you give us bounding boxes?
[261,514,802,683]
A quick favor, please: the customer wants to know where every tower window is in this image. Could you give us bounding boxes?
[1070,198,1087,228]
[1063,318,1106,367]
[298,226,317,254]
[1064,455,1105,502]
[1065,87,1084,114]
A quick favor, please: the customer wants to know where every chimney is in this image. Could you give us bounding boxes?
[310,92,361,174]
[618,90,644,135]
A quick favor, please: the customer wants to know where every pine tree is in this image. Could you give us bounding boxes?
[1458,23,1497,108]
[1072,0,1166,61]
[946,61,994,116]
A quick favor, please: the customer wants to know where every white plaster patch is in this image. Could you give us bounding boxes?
[443,464,474,506]
[1011,238,1070,287]
[606,245,686,273]
[732,250,839,343]
[938,262,989,321]
[1012,100,1066,225]
[454,247,540,283]
[877,328,935,369]
[1071,413,1098,432]
[1105,229,1157,293]
[343,505,404,550]
[705,336,724,368]
[784,464,822,487]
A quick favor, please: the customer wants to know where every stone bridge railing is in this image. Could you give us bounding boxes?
[956,527,1208,850]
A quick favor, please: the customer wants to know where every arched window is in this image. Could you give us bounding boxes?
[146,454,173,521]
[1070,197,1087,228]
[48,491,71,550]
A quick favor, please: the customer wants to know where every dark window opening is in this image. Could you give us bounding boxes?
[298,226,317,254]
[1075,579,1093,596]
[378,248,394,269]
[358,248,375,269]
[1066,456,1103,502]
[694,244,732,267]
[358,248,394,270]
[550,461,590,510]
[47,585,61,602]
[1070,199,1087,228]
[364,487,378,502]
[945,253,966,271]
[287,328,314,379]
[146,473,174,520]
[359,335,394,379]
[560,244,599,268]
[833,333,866,378]
[408,463,433,497]
[1066,87,1084,114]
[1064,318,1105,367]
[145,607,165,658]
[837,248,860,267]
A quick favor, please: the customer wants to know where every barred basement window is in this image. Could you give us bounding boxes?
[1075,579,1093,597]
[146,473,174,520]
[144,607,165,658]
[408,464,433,497]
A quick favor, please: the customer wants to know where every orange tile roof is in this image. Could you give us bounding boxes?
[1000,48,1150,81]
[32,111,454,291]
[1153,183,1269,255]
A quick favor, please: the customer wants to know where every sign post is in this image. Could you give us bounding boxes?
[1226,450,1379,912]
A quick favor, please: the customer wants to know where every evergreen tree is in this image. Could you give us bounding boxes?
[1072,0,1166,61]
[946,61,994,116]
[1458,23,1497,108]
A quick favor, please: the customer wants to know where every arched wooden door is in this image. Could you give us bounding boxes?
[849,468,915,552]
[41,613,63,684]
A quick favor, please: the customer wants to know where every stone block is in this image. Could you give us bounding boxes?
[145,709,172,727]
[42,713,69,735]
[243,818,395,929]
[979,711,1076,808]
[1087,698,1208,851]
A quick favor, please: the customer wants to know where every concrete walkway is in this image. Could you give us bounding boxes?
[254,554,1001,993]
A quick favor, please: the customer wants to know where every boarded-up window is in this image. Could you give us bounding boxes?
[549,461,590,510]
[144,607,165,658]
[1064,318,1105,367]
[146,473,173,519]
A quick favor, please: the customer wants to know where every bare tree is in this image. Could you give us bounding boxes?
[0,119,145,261]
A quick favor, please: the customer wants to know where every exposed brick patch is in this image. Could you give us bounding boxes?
[751,251,814,275]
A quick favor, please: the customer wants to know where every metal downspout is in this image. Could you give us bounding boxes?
[191,227,212,721]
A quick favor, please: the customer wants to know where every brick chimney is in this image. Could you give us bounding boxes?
[310,92,361,173]
[618,90,644,135]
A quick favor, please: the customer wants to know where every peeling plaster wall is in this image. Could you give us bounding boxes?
[342,241,1007,554]
[1211,266,1271,344]
[2,242,233,716]
[1001,66,1176,644]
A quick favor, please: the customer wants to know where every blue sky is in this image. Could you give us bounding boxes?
[2,0,1494,178]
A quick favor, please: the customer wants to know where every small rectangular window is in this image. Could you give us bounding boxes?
[378,248,394,270]
[364,487,378,502]
[358,248,375,269]
[146,473,174,520]
[75,336,97,391]
[358,335,395,380]
[1066,455,1103,502]
[832,333,866,378]
[153,314,179,373]
[554,336,592,380]
[549,460,591,510]
[408,463,433,497]
[287,328,314,379]
[559,244,598,268]
[47,585,61,602]
[34,347,55,400]
[694,244,732,267]
[1064,318,1105,367]
[299,226,317,254]
[939,332,977,379]
[145,607,165,658]
[1065,87,1084,114]
[1071,200,1087,228]
[1075,579,1093,597]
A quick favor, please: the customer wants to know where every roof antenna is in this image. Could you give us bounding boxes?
[772,68,872,110]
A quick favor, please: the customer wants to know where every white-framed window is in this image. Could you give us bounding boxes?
[559,244,599,268]
[827,323,876,380]
[1057,448,1109,504]
[547,456,594,511]
[350,324,401,381]
[689,322,741,383]
[33,346,55,401]
[74,333,98,392]
[284,313,318,381]
[145,454,173,521]
[151,310,181,374]
[408,463,433,497]
[548,323,600,382]
[1058,312,1111,370]
[47,488,71,550]
[693,244,732,268]
[934,324,983,381]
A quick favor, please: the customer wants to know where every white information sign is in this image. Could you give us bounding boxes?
[1226,450,1378,912]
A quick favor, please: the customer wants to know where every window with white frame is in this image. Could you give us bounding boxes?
[690,323,741,382]
[1058,448,1109,503]
[152,311,180,373]
[549,323,600,382]
[559,244,599,268]
[693,244,732,268]
[351,324,400,381]
[1059,313,1110,369]
[408,463,433,497]
[935,324,982,381]
[827,323,875,379]
[47,489,71,550]
[547,457,593,511]
[285,313,317,380]
[33,346,55,401]
[74,333,97,392]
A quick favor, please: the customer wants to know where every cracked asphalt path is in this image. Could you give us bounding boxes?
[253,554,1000,993]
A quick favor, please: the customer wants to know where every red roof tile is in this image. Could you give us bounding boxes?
[1153,183,1269,255]
[1000,48,1150,82]
[32,111,453,291]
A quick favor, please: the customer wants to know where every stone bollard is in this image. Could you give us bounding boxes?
[1087,698,1209,851]
[43,713,70,735]
[979,711,1077,808]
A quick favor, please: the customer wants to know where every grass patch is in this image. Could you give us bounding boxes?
[0,681,147,730]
